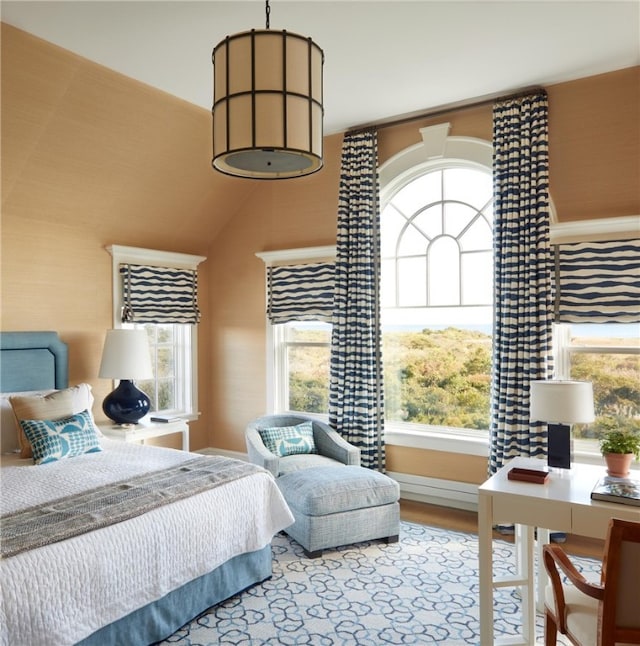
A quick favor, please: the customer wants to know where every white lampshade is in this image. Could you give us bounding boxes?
[530,380,595,424]
[98,329,153,380]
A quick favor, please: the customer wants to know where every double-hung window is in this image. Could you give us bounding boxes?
[257,247,335,416]
[107,245,205,420]
[552,238,640,457]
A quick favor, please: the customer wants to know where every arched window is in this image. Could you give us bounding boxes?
[380,127,493,433]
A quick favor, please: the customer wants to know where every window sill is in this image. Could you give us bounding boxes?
[384,424,489,457]
[385,426,640,473]
[286,412,638,471]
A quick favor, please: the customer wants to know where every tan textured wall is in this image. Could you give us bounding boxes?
[386,446,489,484]
[0,24,251,450]
[547,67,640,221]
[2,22,638,480]
[206,134,343,451]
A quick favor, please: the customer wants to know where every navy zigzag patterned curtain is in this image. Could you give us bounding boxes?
[490,91,554,473]
[267,262,334,324]
[120,264,201,324]
[554,239,640,323]
[329,130,385,471]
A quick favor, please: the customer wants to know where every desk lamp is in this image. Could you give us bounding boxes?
[99,329,153,425]
[530,380,595,469]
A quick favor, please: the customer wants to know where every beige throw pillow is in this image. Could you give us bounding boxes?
[10,384,96,459]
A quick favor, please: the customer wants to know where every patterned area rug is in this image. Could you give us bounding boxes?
[160,521,600,645]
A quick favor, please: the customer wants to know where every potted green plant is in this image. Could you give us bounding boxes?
[599,429,640,477]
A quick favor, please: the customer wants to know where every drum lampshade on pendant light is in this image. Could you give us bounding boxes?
[211,0,324,179]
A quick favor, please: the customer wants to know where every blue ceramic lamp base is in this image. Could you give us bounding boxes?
[102,379,151,425]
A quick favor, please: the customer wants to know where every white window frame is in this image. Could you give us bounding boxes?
[256,245,336,415]
[550,217,640,465]
[106,245,205,421]
[553,321,640,465]
[381,125,494,456]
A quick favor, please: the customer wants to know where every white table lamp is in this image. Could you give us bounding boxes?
[99,329,153,425]
[530,380,595,469]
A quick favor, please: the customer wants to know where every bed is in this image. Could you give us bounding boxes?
[0,331,294,646]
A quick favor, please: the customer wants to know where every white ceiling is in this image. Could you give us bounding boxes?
[2,0,639,134]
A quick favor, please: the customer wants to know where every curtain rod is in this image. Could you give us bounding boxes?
[346,86,545,135]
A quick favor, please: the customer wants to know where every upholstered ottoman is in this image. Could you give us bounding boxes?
[276,465,400,558]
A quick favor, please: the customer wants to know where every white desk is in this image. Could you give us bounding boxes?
[99,418,190,451]
[478,457,639,645]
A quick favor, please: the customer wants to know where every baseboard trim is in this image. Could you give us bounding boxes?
[200,447,478,512]
[387,470,478,512]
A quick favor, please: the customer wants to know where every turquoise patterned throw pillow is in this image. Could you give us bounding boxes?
[259,421,317,457]
[19,409,102,465]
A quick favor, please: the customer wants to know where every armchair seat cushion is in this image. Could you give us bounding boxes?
[279,465,399,516]
[545,584,598,646]
[278,454,346,476]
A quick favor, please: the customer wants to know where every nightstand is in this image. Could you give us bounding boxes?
[99,417,190,451]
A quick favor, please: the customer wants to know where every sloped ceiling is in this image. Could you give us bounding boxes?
[2,1,639,134]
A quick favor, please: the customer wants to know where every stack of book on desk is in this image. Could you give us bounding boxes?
[591,475,640,507]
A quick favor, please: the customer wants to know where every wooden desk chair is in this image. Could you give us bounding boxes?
[543,517,640,646]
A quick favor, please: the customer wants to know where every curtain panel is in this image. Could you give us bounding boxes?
[267,262,335,324]
[329,130,385,471]
[490,91,554,473]
[554,239,640,324]
[120,264,201,324]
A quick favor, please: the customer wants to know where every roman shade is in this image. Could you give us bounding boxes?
[120,264,201,324]
[554,239,640,324]
[267,262,334,324]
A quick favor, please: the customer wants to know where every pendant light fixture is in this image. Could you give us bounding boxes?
[211,1,324,179]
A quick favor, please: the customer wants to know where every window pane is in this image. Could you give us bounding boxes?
[459,215,492,251]
[136,323,189,415]
[393,171,442,214]
[429,236,460,306]
[382,326,491,429]
[380,203,407,257]
[397,212,435,256]
[381,258,396,308]
[443,201,476,238]
[410,204,443,241]
[443,168,492,207]
[397,257,426,306]
[569,323,640,440]
[461,251,492,305]
[157,379,176,411]
[286,323,331,414]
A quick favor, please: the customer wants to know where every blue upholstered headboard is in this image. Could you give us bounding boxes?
[0,332,69,393]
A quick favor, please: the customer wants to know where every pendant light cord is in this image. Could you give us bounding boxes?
[265,0,271,29]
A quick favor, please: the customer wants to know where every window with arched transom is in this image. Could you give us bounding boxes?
[381,141,494,433]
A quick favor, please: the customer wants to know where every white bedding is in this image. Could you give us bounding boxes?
[0,440,294,646]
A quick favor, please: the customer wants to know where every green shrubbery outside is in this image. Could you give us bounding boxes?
[288,327,639,438]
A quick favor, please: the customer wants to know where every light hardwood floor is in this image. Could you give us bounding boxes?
[399,499,605,560]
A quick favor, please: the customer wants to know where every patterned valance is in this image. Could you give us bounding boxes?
[554,239,640,324]
[267,262,334,324]
[120,264,200,324]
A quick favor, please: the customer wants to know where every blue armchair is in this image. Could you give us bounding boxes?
[245,414,360,477]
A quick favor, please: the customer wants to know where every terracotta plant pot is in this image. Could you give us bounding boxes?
[604,452,634,477]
